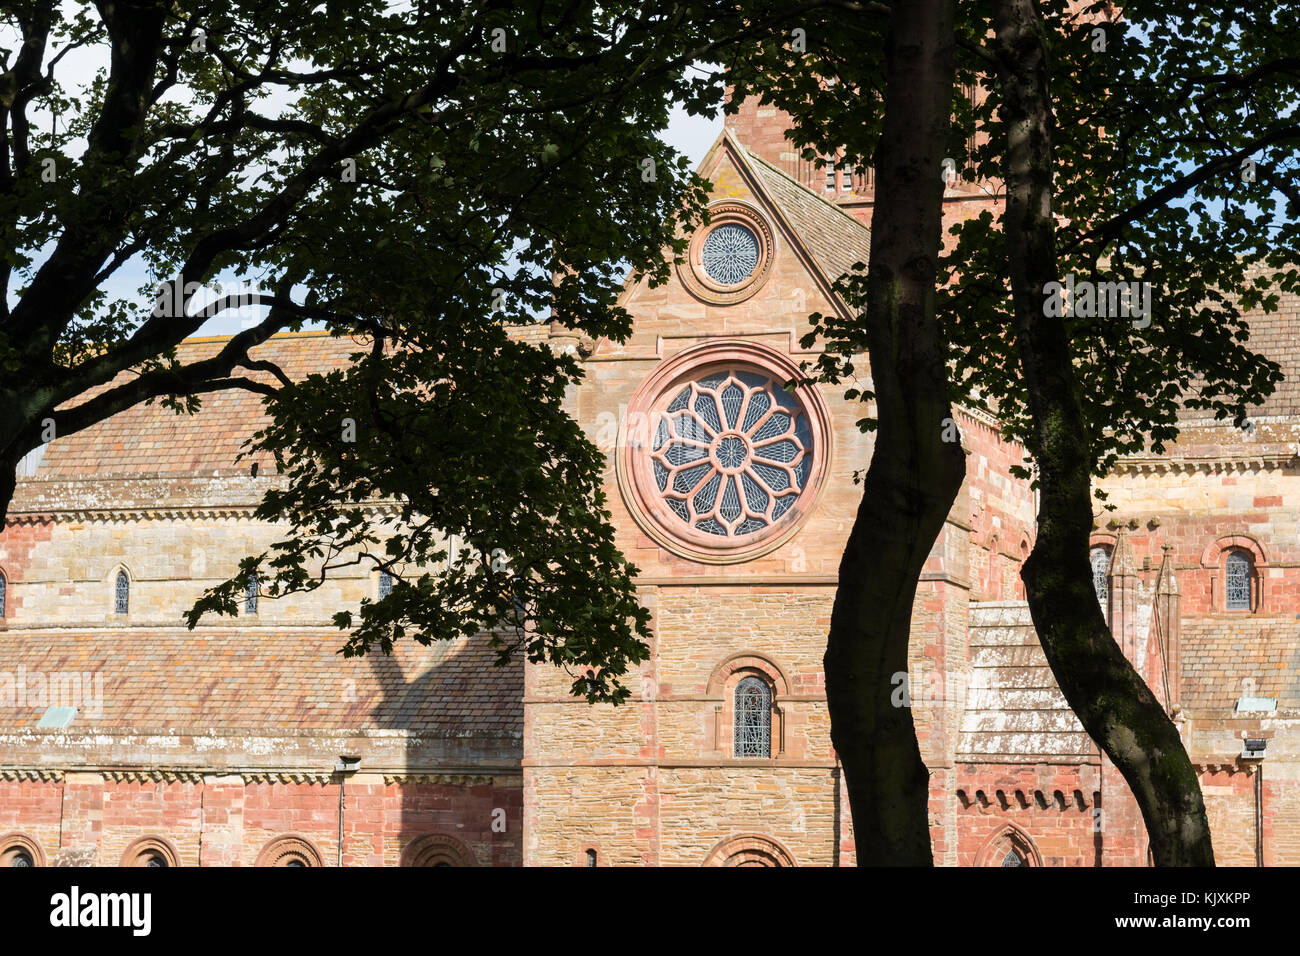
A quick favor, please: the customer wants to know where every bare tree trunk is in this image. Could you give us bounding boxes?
[825,0,965,866]
[989,0,1215,866]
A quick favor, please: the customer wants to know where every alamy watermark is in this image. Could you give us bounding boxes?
[152,277,266,328]
[1043,273,1152,329]
[0,666,104,718]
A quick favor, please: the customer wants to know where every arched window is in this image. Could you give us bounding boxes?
[378,570,393,599]
[1090,546,1110,606]
[1226,551,1253,610]
[976,825,1042,867]
[585,849,598,867]
[734,676,772,758]
[0,834,44,867]
[399,833,476,867]
[121,836,180,867]
[255,835,323,868]
[114,570,129,615]
[0,571,6,618]
[244,572,258,614]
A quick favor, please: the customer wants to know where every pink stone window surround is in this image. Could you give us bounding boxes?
[677,201,776,306]
[620,342,832,564]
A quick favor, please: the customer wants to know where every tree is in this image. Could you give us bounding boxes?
[731,0,1297,863]
[729,1,964,865]
[1,0,805,700]
[944,0,1296,864]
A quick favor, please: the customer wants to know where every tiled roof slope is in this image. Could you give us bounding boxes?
[31,331,361,480]
[1235,288,1300,417]
[739,142,871,288]
[1181,616,1300,713]
[959,602,1093,760]
[0,627,522,737]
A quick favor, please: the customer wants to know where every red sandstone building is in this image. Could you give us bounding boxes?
[0,103,1296,866]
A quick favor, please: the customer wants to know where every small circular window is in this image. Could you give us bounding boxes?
[620,342,831,564]
[701,223,761,285]
[678,202,775,304]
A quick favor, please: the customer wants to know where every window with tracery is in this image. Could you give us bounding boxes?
[734,676,772,758]
[245,572,259,614]
[1000,849,1026,867]
[378,570,393,599]
[1090,546,1110,606]
[1226,551,1252,610]
[700,224,760,285]
[651,370,814,540]
[114,571,129,615]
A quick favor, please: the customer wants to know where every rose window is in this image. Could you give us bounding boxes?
[700,224,761,285]
[649,370,814,538]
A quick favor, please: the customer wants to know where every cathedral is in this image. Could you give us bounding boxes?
[0,99,1295,867]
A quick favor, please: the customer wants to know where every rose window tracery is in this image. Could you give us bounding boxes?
[649,370,814,538]
[700,224,761,285]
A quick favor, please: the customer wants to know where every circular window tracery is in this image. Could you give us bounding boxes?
[701,223,761,285]
[620,342,831,564]
[678,202,775,305]
[651,370,813,539]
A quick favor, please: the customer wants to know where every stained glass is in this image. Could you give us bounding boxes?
[1090,547,1109,606]
[1226,551,1251,610]
[649,370,812,538]
[115,570,129,615]
[734,676,771,757]
[701,224,760,285]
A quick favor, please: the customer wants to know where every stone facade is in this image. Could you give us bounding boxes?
[0,108,1296,867]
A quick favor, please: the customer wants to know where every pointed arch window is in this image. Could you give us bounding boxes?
[1090,546,1110,606]
[245,572,259,615]
[114,571,129,615]
[1226,551,1252,610]
[1000,849,1027,867]
[734,676,772,758]
[0,572,6,618]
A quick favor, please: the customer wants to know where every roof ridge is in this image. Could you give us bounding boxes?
[179,328,337,346]
[732,135,872,238]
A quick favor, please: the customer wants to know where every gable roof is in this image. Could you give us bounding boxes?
[19,331,359,485]
[735,138,871,290]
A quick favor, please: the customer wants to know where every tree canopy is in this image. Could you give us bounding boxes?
[1,0,788,701]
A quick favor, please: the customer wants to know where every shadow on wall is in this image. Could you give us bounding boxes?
[364,635,524,868]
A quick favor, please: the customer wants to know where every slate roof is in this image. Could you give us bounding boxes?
[738,139,872,289]
[959,602,1093,760]
[29,331,360,481]
[1235,287,1300,417]
[1180,616,1300,713]
[0,627,522,737]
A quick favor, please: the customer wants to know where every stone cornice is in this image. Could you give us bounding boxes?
[381,773,500,786]
[0,768,64,782]
[0,767,519,785]
[6,501,404,525]
[1110,444,1299,475]
[956,786,1098,811]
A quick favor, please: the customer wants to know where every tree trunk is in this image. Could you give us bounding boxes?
[990,0,1215,866]
[825,0,965,866]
